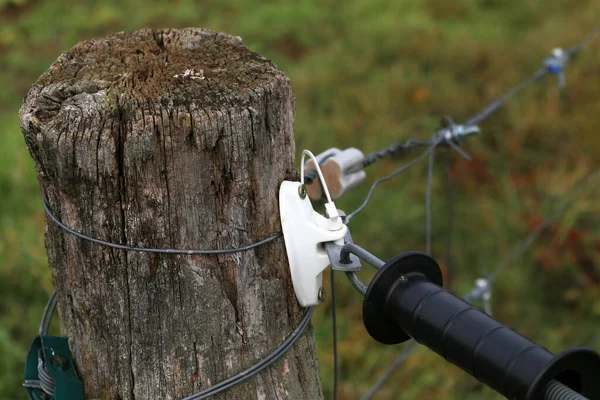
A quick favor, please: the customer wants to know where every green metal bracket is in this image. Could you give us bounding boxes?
[24,336,84,400]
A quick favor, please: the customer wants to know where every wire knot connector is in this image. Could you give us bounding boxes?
[431,117,479,160]
[279,150,349,306]
[434,117,481,145]
[304,147,366,201]
[543,48,569,88]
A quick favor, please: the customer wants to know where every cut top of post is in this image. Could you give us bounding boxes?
[30,28,286,114]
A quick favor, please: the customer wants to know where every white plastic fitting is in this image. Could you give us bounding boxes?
[304,147,366,200]
[279,150,347,307]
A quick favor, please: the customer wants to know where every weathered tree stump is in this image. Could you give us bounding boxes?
[20,28,323,400]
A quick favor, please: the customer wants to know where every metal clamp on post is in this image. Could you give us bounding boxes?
[325,227,386,297]
[304,147,366,200]
[324,212,362,272]
[280,150,348,307]
[23,292,84,400]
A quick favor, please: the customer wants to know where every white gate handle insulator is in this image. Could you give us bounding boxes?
[279,150,347,306]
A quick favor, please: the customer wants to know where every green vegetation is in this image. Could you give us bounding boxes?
[1,0,599,399]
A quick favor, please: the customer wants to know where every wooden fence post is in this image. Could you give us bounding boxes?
[20,28,323,400]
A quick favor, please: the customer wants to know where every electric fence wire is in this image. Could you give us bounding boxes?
[425,149,436,255]
[346,139,441,224]
[360,154,600,400]
[359,340,419,400]
[565,25,600,58]
[463,24,599,127]
[427,129,471,259]
[461,24,599,131]
[461,168,600,306]
[362,24,600,171]
[445,150,454,288]
[357,167,600,400]
[324,24,597,399]
[335,24,599,398]
[484,166,600,287]
[464,68,548,127]
[353,26,600,398]
[361,166,600,400]
[362,139,432,168]
[41,197,282,255]
[183,307,314,400]
[39,290,58,337]
[359,152,460,399]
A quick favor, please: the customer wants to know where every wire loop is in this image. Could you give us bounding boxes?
[301,149,334,204]
[42,197,282,255]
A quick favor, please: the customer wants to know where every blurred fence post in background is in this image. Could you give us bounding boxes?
[19,28,323,400]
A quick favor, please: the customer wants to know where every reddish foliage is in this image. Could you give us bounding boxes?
[567,230,582,243]
[524,214,547,232]
[537,249,561,270]
[449,154,491,185]
[531,226,598,284]
[566,229,599,285]
[408,87,430,105]
[510,170,537,188]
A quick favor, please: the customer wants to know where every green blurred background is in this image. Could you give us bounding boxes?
[1,0,599,399]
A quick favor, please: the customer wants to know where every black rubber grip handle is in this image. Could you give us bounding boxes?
[362,252,600,400]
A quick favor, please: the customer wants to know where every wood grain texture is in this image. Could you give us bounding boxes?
[20,28,322,400]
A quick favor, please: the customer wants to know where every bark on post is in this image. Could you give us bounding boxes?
[20,28,323,400]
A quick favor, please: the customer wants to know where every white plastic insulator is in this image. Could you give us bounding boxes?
[305,148,367,200]
[279,181,348,306]
[475,278,489,290]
